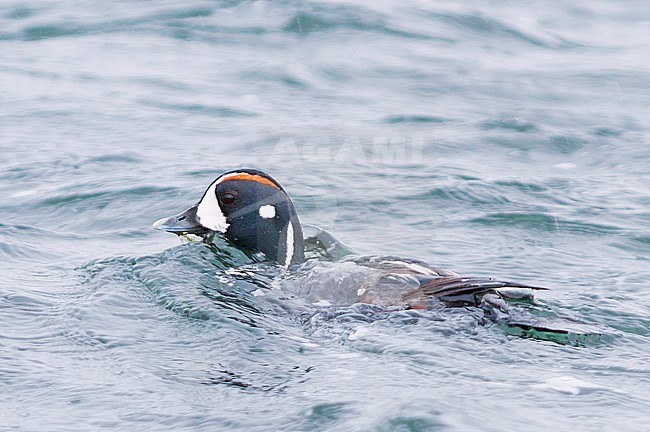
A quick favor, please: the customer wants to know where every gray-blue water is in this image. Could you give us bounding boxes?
[1,1,649,430]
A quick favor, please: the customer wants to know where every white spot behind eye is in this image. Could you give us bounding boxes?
[258,204,276,219]
[196,182,229,232]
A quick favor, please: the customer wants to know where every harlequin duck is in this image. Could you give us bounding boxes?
[153,169,545,310]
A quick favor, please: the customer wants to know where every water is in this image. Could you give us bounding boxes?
[1,1,649,430]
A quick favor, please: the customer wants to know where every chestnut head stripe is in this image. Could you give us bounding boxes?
[216,172,280,190]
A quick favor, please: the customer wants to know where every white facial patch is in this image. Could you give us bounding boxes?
[258,204,276,219]
[196,182,229,232]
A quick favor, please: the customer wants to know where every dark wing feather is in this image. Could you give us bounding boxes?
[403,276,548,304]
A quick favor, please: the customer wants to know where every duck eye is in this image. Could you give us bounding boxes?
[221,192,236,205]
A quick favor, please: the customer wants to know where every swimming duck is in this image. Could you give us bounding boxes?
[153,169,545,311]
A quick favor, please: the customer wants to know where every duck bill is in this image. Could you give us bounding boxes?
[152,205,208,235]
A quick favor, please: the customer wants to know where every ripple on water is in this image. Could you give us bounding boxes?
[37,186,177,208]
[2,0,649,429]
[469,212,622,236]
[480,117,539,133]
[428,10,582,48]
[73,250,319,393]
[10,6,215,41]
[380,114,451,125]
[138,99,259,118]
[283,7,431,40]
[5,6,34,20]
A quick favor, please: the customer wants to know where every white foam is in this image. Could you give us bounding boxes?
[9,190,37,198]
[533,376,620,396]
[348,325,373,341]
[312,300,331,307]
[554,162,577,169]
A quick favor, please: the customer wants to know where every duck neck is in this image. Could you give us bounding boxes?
[225,210,305,268]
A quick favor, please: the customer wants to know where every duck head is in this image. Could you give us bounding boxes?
[153,169,305,267]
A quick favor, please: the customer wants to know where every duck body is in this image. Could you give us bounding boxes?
[282,254,540,312]
[154,169,545,311]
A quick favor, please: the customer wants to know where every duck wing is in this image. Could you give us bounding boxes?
[341,255,547,306]
[402,276,548,306]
